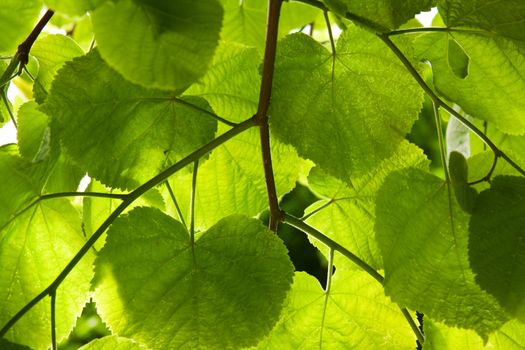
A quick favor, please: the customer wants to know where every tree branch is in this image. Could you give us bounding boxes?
[256,0,284,231]
[0,9,54,89]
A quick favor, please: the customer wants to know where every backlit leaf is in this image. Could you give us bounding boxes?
[45,50,217,189]
[92,0,223,90]
[271,28,423,180]
[375,167,507,337]
[93,208,294,349]
[469,176,525,321]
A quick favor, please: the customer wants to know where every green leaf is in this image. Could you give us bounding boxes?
[92,0,223,90]
[438,0,525,43]
[31,34,84,103]
[17,101,50,161]
[0,338,31,350]
[424,319,525,350]
[0,0,42,53]
[220,0,319,52]
[375,167,507,337]
[305,141,429,269]
[448,151,478,213]
[271,28,423,180]
[323,0,434,32]
[446,114,471,158]
[469,175,525,321]
[186,42,260,122]
[93,208,294,349]
[45,50,217,189]
[45,0,105,17]
[166,128,312,230]
[0,199,94,349]
[415,31,525,135]
[256,268,415,349]
[447,38,469,79]
[79,335,148,350]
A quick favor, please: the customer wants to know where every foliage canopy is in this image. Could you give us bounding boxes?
[0,0,524,349]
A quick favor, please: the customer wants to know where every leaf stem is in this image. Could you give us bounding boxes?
[283,213,425,344]
[377,34,525,177]
[190,160,198,251]
[1,92,16,128]
[387,27,495,37]
[165,181,187,229]
[256,0,284,231]
[283,213,384,283]
[0,118,255,337]
[173,97,238,127]
[50,291,57,350]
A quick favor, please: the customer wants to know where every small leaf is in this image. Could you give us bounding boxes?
[92,0,223,90]
[31,34,84,103]
[0,0,42,53]
[93,208,294,349]
[449,151,478,213]
[469,175,525,321]
[447,38,469,79]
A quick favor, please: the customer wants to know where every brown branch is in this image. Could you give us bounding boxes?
[17,9,54,65]
[255,0,283,231]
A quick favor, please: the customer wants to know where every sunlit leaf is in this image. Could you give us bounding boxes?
[93,208,294,349]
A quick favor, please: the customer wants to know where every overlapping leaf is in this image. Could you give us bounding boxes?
[256,267,415,349]
[305,141,429,269]
[45,50,217,189]
[439,0,525,43]
[323,0,434,32]
[0,151,93,349]
[469,176,525,321]
[423,319,525,349]
[31,34,84,103]
[186,42,260,121]
[271,27,423,181]
[220,0,319,52]
[375,168,507,337]
[44,0,105,17]
[0,0,42,53]
[92,0,223,90]
[93,208,294,349]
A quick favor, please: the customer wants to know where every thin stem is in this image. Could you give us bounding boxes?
[300,199,333,221]
[0,118,255,337]
[165,181,187,229]
[283,213,425,344]
[401,307,426,346]
[190,160,199,250]
[469,152,499,185]
[432,101,450,183]
[324,11,336,55]
[50,291,57,350]
[324,248,334,293]
[40,191,127,200]
[377,34,525,177]
[387,27,495,37]
[255,0,283,231]
[0,192,127,234]
[173,97,238,127]
[1,92,16,128]
[283,213,384,284]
